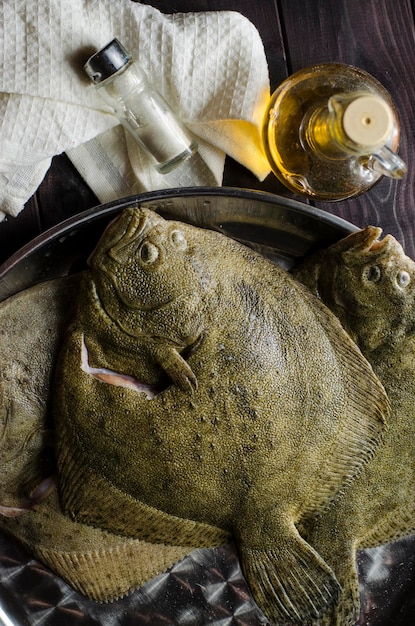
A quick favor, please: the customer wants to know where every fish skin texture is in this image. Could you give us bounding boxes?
[53,207,389,624]
[0,277,196,602]
[0,276,77,513]
[294,226,415,626]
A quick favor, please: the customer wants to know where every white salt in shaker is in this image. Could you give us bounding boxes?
[84,38,198,174]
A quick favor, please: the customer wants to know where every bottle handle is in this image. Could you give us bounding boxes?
[367,146,408,180]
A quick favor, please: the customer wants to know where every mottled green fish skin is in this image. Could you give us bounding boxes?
[294,226,415,626]
[53,208,389,625]
[0,277,77,514]
[0,277,195,602]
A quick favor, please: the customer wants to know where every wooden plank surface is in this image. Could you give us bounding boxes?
[1,0,413,265]
[277,0,415,253]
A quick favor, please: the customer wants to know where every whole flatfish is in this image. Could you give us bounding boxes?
[53,207,388,624]
[294,226,415,625]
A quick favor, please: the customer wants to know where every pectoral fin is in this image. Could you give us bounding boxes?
[153,343,197,393]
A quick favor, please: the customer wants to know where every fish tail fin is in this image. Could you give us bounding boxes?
[307,574,359,626]
[304,515,361,626]
[238,532,340,624]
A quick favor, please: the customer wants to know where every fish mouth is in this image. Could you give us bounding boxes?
[108,208,161,262]
[351,226,384,253]
[340,226,400,259]
[367,232,395,254]
[368,233,405,260]
[88,207,161,267]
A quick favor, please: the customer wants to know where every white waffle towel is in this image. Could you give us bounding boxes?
[0,0,271,221]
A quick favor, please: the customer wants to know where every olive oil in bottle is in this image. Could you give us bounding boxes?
[263,63,407,201]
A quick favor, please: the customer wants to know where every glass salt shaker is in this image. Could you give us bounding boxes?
[84,38,198,174]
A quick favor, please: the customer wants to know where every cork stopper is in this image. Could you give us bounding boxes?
[342,95,394,149]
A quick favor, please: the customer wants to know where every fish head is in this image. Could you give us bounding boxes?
[88,207,214,321]
[317,226,415,349]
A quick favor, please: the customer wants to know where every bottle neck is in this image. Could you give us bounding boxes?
[300,92,407,179]
[301,92,393,160]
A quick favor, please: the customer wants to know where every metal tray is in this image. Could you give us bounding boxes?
[0,187,413,626]
[0,187,356,301]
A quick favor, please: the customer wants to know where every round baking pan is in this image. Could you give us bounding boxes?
[0,187,413,626]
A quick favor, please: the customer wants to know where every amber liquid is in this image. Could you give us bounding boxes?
[263,63,400,201]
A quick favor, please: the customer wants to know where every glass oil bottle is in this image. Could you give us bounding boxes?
[263,63,407,201]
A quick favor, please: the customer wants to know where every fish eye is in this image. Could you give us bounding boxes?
[170,229,187,250]
[363,265,381,283]
[139,241,159,265]
[396,270,411,288]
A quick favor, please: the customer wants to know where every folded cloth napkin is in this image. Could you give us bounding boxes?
[0,0,271,221]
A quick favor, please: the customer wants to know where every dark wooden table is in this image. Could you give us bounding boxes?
[0,1,414,625]
[0,0,413,266]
